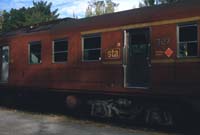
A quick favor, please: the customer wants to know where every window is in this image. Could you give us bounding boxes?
[29,41,41,64]
[178,24,198,57]
[53,39,68,63]
[83,35,101,61]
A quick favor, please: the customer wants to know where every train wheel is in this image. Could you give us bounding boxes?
[65,95,80,110]
[65,95,89,116]
[145,106,173,127]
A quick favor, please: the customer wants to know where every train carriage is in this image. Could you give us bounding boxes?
[0,0,200,126]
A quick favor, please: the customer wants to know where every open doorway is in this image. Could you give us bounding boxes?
[126,28,151,88]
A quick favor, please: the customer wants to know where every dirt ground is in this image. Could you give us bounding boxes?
[0,107,183,135]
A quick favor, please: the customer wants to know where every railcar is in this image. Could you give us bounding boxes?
[0,0,200,126]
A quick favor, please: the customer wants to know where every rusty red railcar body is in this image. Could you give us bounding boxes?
[0,0,200,122]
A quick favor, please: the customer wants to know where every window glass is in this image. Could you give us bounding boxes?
[178,24,198,57]
[179,42,198,57]
[83,35,101,61]
[84,37,101,49]
[53,40,68,62]
[179,26,197,42]
[84,49,101,61]
[29,41,41,64]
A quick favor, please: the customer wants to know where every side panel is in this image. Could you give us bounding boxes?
[151,24,177,89]
[151,22,200,95]
[174,21,200,92]
[9,31,124,90]
[3,22,200,96]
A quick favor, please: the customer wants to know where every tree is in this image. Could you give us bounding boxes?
[24,1,59,26]
[1,1,59,32]
[105,0,118,13]
[85,0,119,17]
[139,0,179,7]
[139,0,156,7]
[0,11,3,30]
[2,8,26,32]
[85,6,93,17]
[159,0,178,4]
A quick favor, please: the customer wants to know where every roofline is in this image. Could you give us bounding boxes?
[81,16,200,35]
[78,0,180,21]
[0,17,75,34]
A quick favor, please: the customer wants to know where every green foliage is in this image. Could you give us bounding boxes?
[159,0,179,4]
[2,8,26,32]
[85,0,119,17]
[1,1,59,32]
[105,0,118,13]
[0,11,4,30]
[139,0,179,7]
[24,1,59,25]
[139,0,156,7]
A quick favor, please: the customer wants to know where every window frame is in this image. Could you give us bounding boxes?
[82,34,102,62]
[28,41,42,64]
[177,23,199,58]
[52,38,68,63]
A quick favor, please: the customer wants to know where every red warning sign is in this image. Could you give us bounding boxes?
[165,48,173,58]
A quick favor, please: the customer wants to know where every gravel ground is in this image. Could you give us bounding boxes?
[0,107,182,135]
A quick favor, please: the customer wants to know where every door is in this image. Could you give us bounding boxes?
[126,28,150,88]
[0,46,9,82]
